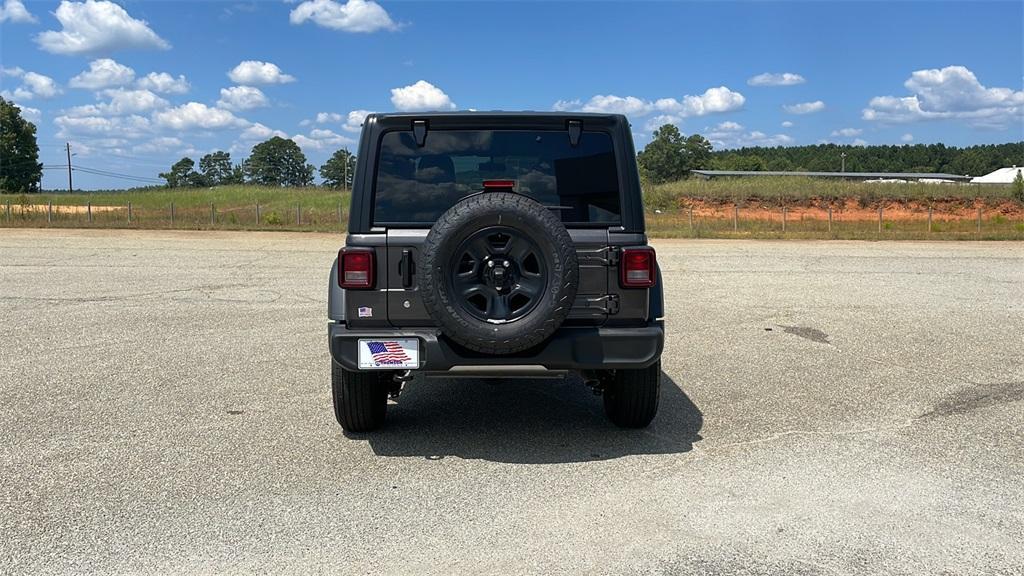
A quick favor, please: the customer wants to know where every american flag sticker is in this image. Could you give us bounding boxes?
[358,306,373,318]
[358,338,418,369]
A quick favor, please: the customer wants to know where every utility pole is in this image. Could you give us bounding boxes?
[840,152,847,173]
[66,142,73,193]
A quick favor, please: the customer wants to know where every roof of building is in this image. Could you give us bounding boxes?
[970,166,1024,184]
[691,170,971,181]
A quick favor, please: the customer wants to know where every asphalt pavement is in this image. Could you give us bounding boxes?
[1,229,1022,575]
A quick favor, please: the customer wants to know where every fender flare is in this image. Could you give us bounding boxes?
[328,257,347,321]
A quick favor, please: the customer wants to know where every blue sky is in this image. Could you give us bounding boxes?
[1,0,1022,190]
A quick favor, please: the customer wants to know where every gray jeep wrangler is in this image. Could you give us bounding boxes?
[328,112,664,432]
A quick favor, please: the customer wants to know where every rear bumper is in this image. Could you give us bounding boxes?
[328,322,664,372]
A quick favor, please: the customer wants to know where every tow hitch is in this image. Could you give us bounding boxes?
[390,370,414,399]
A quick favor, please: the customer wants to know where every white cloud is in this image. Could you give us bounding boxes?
[55,113,151,139]
[704,129,795,149]
[783,100,826,114]
[217,86,270,111]
[390,80,456,111]
[16,105,41,123]
[716,121,743,131]
[227,60,296,85]
[655,87,746,117]
[863,66,1023,128]
[552,99,582,112]
[69,58,135,90]
[559,86,745,118]
[781,120,794,128]
[343,109,372,132]
[292,127,356,151]
[136,72,190,94]
[579,95,652,115]
[830,128,862,137]
[0,0,36,23]
[901,133,914,143]
[240,123,288,141]
[289,0,397,33]
[316,112,343,123]
[153,102,248,130]
[644,114,682,132]
[36,0,170,55]
[747,72,806,87]
[852,138,868,146]
[65,88,168,116]
[0,70,61,101]
[133,136,183,154]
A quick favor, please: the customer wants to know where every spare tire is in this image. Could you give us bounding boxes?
[419,192,579,354]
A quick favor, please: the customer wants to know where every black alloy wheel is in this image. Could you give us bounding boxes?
[447,226,548,324]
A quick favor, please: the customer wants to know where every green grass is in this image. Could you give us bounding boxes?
[2,180,1022,239]
[0,186,350,232]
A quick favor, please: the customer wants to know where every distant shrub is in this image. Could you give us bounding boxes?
[263,211,283,225]
[1013,171,1024,202]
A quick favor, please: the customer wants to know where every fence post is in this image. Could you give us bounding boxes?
[733,205,738,232]
[5,199,10,222]
[977,207,982,234]
[782,206,787,233]
[256,202,261,225]
[878,206,882,233]
[928,206,933,233]
[47,201,52,224]
[688,206,693,231]
[87,201,92,224]
[127,201,132,225]
[827,206,832,233]
[170,202,175,226]
[296,204,301,226]
[210,203,215,225]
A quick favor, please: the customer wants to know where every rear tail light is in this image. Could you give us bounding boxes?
[620,247,656,288]
[338,247,375,289]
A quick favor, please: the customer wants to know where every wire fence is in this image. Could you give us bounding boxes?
[646,203,1024,239]
[1,200,348,232]
[2,199,1023,239]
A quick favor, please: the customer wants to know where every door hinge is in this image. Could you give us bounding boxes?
[577,246,619,266]
[580,294,619,314]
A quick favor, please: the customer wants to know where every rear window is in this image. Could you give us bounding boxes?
[372,130,621,225]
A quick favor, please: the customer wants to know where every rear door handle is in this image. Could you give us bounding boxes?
[399,249,415,288]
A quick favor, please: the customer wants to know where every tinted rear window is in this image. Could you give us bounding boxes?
[373,130,620,225]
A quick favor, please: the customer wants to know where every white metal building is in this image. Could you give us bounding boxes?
[970,166,1024,184]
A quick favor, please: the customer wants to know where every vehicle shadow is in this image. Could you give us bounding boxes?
[348,371,702,464]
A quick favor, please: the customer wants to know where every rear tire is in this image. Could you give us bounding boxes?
[602,361,661,428]
[331,360,389,432]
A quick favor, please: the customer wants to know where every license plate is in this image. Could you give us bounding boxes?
[357,338,419,370]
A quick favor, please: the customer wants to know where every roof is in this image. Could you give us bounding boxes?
[370,111,623,120]
[691,170,970,181]
[366,111,628,131]
[970,167,1024,184]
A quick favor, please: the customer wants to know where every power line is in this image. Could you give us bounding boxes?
[71,166,163,184]
[74,164,163,180]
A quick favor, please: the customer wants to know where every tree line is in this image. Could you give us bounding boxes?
[709,141,1024,176]
[637,123,1023,182]
[159,137,356,189]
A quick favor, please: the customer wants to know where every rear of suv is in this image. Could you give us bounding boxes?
[328,112,664,432]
